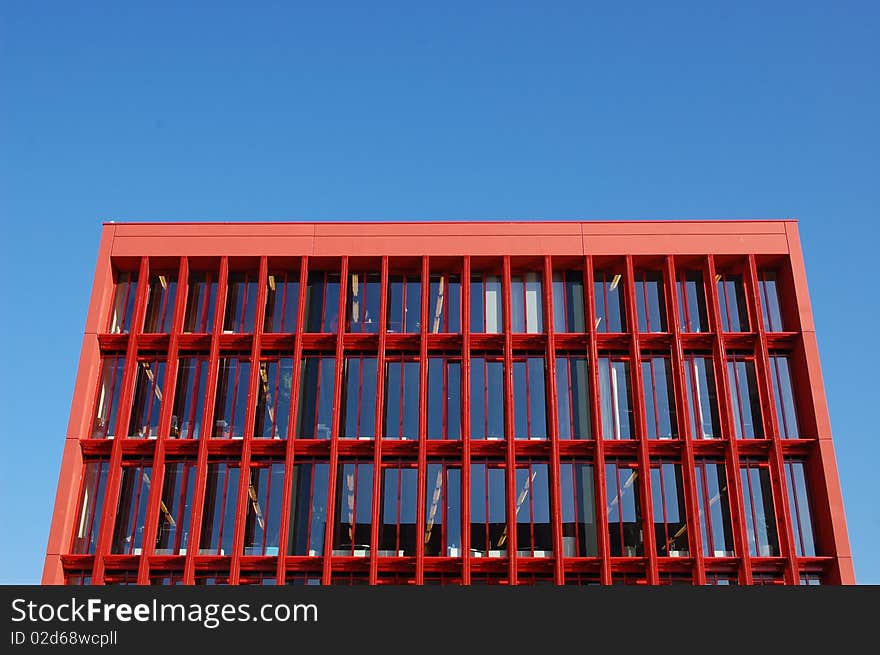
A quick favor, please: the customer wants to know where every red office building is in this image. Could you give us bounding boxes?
[43,220,854,585]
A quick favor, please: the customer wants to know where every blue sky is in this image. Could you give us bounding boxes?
[1,1,877,583]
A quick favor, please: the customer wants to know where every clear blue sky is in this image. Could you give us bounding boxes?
[1,1,877,584]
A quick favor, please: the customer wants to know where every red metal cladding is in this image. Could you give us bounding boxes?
[43,220,855,586]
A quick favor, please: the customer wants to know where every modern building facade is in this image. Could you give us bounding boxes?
[43,220,854,585]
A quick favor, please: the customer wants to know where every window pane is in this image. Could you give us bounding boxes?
[155,460,196,555]
[109,271,138,334]
[143,273,178,333]
[333,461,374,556]
[212,357,251,439]
[112,462,152,554]
[379,465,418,556]
[288,461,330,556]
[429,273,461,333]
[200,462,240,555]
[717,274,750,332]
[740,463,779,557]
[511,272,543,333]
[677,271,708,333]
[513,357,547,439]
[223,272,258,333]
[759,271,784,332]
[296,356,335,439]
[128,358,166,438]
[72,461,109,554]
[599,357,633,440]
[641,357,677,439]
[684,355,720,439]
[559,461,598,556]
[471,274,502,333]
[92,355,126,439]
[346,272,380,333]
[727,357,764,439]
[387,274,421,333]
[470,357,505,440]
[427,357,461,440]
[304,271,340,333]
[635,272,667,332]
[264,271,299,333]
[515,462,552,556]
[770,355,800,439]
[384,360,419,440]
[695,460,735,557]
[785,460,817,557]
[553,271,585,333]
[183,271,217,334]
[605,461,643,556]
[341,356,377,439]
[243,461,285,555]
[254,358,293,439]
[650,463,688,556]
[556,356,592,440]
[470,461,507,557]
[425,462,461,556]
[594,271,626,333]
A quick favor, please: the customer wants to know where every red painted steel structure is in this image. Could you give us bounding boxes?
[43,220,855,585]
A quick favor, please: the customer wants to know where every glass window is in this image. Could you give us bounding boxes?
[635,271,667,333]
[243,461,285,555]
[676,271,708,333]
[470,460,507,557]
[72,460,109,554]
[109,271,138,334]
[704,574,738,585]
[264,271,299,333]
[296,356,335,439]
[128,357,166,438]
[695,460,735,557]
[605,460,643,556]
[183,270,218,334]
[641,356,677,439]
[559,461,598,556]
[212,357,251,439]
[427,357,461,440]
[513,357,547,439]
[387,273,421,333]
[470,356,506,440]
[594,270,626,333]
[155,460,196,555]
[379,462,418,556]
[304,271,340,333]
[717,273,750,332]
[740,461,779,557]
[254,358,293,440]
[727,356,764,439]
[556,355,592,440]
[111,460,152,554]
[223,272,258,333]
[200,462,241,555]
[346,271,381,333]
[143,273,177,333]
[424,461,461,556]
[170,356,208,439]
[428,273,461,333]
[552,271,585,333]
[515,461,552,556]
[758,270,784,332]
[239,574,277,585]
[332,460,374,556]
[598,356,634,440]
[784,460,817,557]
[799,573,822,586]
[384,358,419,440]
[511,272,543,333]
[470,273,502,333]
[650,462,688,557]
[683,355,720,439]
[340,355,377,439]
[92,354,126,439]
[288,460,330,556]
[66,572,93,585]
[770,354,800,439]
